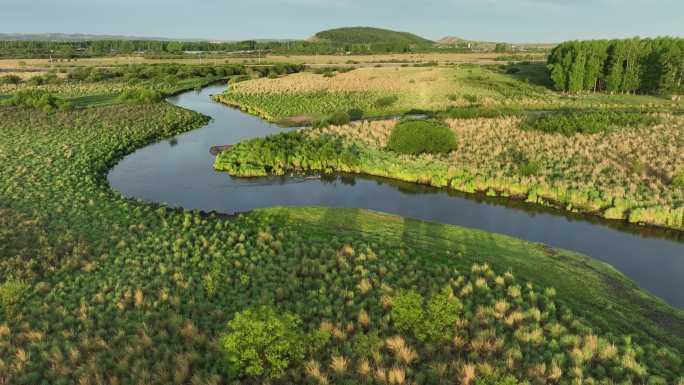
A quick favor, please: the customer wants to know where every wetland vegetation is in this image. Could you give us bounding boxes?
[2,29,684,385]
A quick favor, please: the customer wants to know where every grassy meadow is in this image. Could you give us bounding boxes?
[0,52,545,72]
[215,64,683,124]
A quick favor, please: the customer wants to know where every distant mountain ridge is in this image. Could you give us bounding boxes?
[312,27,434,46]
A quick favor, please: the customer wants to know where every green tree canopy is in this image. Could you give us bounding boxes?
[219,306,306,379]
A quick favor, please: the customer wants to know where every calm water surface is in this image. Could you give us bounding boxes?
[108,84,684,308]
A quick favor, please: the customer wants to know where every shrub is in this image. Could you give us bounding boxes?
[0,89,71,112]
[374,95,399,108]
[387,119,457,155]
[0,74,22,88]
[0,279,29,316]
[518,160,541,177]
[116,88,164,104]
[441,106,522,119]
[347,108,364,120]
[391,288,462,343]
[421,287,462,343]
[521,110,661,136]
[462,94,479,104]
[391,291,424,335]
[326,111,351,126]
[219,306,306,379]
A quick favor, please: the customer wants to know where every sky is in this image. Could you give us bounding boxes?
[1,0,682,43]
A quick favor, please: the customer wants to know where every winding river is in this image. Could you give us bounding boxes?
[108,84,684,308]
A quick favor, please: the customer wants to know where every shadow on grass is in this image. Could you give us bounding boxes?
[504,62,554,89]
[275,206,684,351]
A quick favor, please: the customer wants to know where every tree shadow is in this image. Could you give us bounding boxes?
[504,62,554,89]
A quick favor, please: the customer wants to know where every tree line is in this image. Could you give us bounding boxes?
[0,38,475,59]
[547,37,684,95]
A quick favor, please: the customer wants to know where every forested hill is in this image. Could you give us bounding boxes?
[313,27,433,46]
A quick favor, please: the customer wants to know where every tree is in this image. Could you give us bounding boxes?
[495,43,511,53]
[548,45,569,91]
[605,40,627,93]
[567,42,587,93]
[219,306,306,380]
[621,38,642,93]
[166,41,184,53]
[583,40,608,92]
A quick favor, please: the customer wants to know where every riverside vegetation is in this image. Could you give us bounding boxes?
[214,57,684,231]
[2,63,684,384]
[215,111,684,230]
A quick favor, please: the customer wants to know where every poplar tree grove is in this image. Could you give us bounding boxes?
[547,37,684,95]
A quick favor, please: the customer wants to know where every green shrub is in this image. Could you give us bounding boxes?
[391,290,424,335]
[116,88,164,104]
[391,288,462,343]
[519,160,541,177]
[462,94,479,104]
[214,131,361,176]
[326,110,350,126]
[672,172,684,188]
[0,279,29,316]
[387,119,457,155]
[421,287,462,343]
[374,95,399,108]
[219,306,306,379]
[0,89,71,112]
[0,74,22,88]
[521,110,661,136]
[440,106,523,120]
[347,107,364,120]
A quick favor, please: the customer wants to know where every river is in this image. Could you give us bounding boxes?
[108,84,684,308]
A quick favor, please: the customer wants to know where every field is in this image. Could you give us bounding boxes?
[0,65,682,383]
[0,52,546,72]
[216,64,683,123]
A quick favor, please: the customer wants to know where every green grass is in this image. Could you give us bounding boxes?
[67,93,119,108]
[521,110,662,136]
[266,207,684,350]
[217,65,684,127]
[215,90,397,123]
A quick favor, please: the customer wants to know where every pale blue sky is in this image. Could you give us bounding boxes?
[1,0,682,43]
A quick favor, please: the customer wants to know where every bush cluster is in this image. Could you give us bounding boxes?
[0,89,72,112]
[220,306,307,379]
[387,119,457,155]
[521,110,661,136]
[215,130,361,176]
[374,95,399,108]
[116,88,164,104]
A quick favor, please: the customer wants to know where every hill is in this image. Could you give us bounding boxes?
[313,26,433,46]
